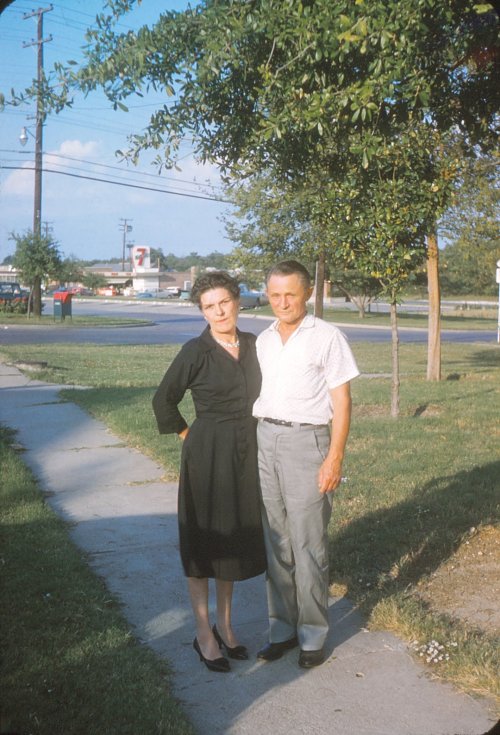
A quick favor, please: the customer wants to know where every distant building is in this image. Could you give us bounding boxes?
[0,264,22,285]
[84,247,196,294]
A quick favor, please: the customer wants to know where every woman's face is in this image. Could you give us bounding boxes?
[199,287,240,337]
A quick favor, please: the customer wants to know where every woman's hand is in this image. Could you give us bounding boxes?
[178,427,189,441]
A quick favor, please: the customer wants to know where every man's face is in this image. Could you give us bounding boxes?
[266,273,313,327]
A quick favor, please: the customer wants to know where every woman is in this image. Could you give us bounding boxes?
[152,271,266,673]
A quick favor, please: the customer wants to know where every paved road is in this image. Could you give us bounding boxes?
[0,299,496,345]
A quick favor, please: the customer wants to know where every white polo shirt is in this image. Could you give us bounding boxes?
[253,314,359,425]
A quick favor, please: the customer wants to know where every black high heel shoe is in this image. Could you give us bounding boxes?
[213,625,249,660]
[193,638,230,673]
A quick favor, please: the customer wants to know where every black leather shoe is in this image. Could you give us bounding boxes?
[213,625,249,660]
[193,638,230,673]
[298,648,325,668]
[257,636,299,661]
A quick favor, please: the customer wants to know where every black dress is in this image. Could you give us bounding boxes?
[152,327,267,581]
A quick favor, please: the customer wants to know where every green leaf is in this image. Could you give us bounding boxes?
[473,4,494,13]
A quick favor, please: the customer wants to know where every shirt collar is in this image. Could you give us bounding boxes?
[270,313,315,333]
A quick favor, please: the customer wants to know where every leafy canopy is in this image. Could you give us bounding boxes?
[11,231,62,287]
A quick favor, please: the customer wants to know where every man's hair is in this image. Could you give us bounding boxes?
[190,271,240,308]
[265,260,312,289]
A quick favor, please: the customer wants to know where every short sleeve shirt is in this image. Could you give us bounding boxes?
[253,315,359,424]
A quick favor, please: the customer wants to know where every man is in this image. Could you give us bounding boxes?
[253,260,359,668]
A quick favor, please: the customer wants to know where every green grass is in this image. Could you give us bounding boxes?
[331,362,499,699]
[0,426,195,735]
[0,313,151,327]
[1,341,499,704]
[2,300,495,330]
[253,304,497,330]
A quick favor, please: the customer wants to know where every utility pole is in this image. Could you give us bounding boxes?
[42,221,54,239]
[23,4,53,238]
[119,219,133,271]
[23,4,52,319]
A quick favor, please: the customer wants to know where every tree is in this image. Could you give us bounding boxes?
[224,173,384,316]
[58,256,85,286]
[329,269,382,318]
[81,271,107,293]
[440,154,500,295]
[10,230,62,317]
[221,134,450,413]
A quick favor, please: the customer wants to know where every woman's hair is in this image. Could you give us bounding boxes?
[265,260,311,289]
[190,271,241,308]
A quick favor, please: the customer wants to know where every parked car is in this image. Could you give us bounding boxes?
[238,285,269,308]
[156,288,181,299]
[135,291,155,299]
[0,282,29,312]
[70,286,94,296]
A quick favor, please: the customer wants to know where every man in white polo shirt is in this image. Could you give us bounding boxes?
[253,260,359,668]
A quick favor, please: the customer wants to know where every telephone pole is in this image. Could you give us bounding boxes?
[23,4,53,237]
[119,219,133,271]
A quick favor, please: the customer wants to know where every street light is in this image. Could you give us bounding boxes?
[19,126,29,146]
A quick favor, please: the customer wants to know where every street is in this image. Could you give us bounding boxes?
[0,299,496,346]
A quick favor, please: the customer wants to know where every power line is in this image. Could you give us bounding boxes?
[0,149,224,194]
[0,165,230,202]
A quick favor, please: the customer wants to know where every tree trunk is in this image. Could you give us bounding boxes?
[32,275,42,318]
[27,288,33,319]
[314,251,325,318]
[426,231,441,381]
[390,300,400,418]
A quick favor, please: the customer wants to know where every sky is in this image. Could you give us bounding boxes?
[0,0,233,263]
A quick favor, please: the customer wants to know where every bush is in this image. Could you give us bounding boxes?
[0,296,29,314]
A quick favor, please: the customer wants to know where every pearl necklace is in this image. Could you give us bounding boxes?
[215,337,240,348]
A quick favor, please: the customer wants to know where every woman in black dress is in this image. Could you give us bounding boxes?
[153,272,266,673]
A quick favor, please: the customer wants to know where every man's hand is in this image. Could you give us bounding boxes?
[318,456,343,494]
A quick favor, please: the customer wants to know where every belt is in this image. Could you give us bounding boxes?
[262,417,327,428]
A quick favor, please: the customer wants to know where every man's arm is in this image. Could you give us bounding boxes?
[317,382,352,494]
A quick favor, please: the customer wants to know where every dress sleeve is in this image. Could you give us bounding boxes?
[152,343,197,435]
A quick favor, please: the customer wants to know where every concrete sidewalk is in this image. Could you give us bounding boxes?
[0,361,496,735]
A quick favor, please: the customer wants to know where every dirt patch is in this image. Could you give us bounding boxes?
[353,404,390,418]
[416,525,500,635]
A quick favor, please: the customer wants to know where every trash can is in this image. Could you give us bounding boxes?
[53,291,72,320]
